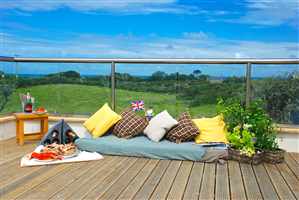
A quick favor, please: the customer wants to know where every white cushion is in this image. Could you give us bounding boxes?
[144,110,178,142]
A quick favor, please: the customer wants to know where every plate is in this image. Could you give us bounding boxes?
[28,148,80,162]
[33,111,48,115]
[32,158,58,162]
[63,148,80,159]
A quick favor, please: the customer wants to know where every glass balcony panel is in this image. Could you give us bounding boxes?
[115,64,178,117]
[176,64,246,118]
[252,64,299,124]
[115,64,246,119]
[0,61,18,115]
[1,62,111,115]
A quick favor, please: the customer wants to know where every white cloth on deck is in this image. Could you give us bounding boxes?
[20,145,103,167]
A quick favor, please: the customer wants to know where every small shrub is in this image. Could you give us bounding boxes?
[217,98,278,152]
[227,125,255,157]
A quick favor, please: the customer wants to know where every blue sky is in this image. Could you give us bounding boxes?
[0,0,298,76]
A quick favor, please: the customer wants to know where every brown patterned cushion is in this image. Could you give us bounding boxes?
[165,112,199,143]
[112,108,148,138]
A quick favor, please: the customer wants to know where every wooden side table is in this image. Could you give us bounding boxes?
[14,113,49,145]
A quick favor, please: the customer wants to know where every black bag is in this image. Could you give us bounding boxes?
[40,119,79,145]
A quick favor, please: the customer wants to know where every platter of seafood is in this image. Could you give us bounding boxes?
[29,143,79,162]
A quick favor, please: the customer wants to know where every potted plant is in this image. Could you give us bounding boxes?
[261,133,285,164]
[217,99,263,164]
[227,125,264,164]
[246,100,285,164]
[217,98,285,164]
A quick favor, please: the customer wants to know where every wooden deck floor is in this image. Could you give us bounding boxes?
[0,138,298,200]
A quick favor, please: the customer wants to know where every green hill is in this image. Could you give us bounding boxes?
[1,84,216,117]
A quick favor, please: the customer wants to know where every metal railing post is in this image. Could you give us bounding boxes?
[245,62,252,107]
[111,62,116,111]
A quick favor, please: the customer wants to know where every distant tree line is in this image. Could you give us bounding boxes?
[1,69,245,108]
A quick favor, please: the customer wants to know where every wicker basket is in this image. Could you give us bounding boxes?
[228,147,264,165]
[264,148,285,164]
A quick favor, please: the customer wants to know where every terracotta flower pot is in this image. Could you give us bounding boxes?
[263,148,285,164]
[228,147,264,165]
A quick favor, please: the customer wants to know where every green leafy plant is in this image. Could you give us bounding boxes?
[227,125,255,157]
[246,100,278,150]
[217,98,279,152]
[217,98,246,132]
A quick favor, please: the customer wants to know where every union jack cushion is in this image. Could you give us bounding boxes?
[112,108,148,138]
[166,112,200,143]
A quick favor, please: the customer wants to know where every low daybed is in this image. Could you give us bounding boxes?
[75,134,228,162]
[75,103,229,162]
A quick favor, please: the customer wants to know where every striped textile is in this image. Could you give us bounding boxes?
[113,108,148,138]
[166,112,200,143]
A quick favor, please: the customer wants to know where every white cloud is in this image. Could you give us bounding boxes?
[183,32,208,40]
[0,0,201,14]
[1,0,298,28]
[236,0,299,26]
[1,31,298,59]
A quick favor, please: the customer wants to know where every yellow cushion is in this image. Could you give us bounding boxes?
[193,115,228,144]
[83,103,121,138]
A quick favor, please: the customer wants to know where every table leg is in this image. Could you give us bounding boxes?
[18,120,24,145]
[41,118,49,136]
[16,120,19,144]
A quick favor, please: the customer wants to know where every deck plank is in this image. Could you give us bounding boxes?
[228,161,246,200]
[0,164,71,200]
[264,163,296,200]
[15,162,96,200]
[48,156,116,200]
[240,163,263,200]
[166,161,193,200]
[0,151,29,166]
[290,152,299,164]
[150,160,181,200]
[117,159,159,200]
[0,144,35,165]
[276,162,299,199]
[82,157,138,200]
[0,138,298,200]
[253,164,279,200]
[0,161,43,188]
[285,153,299,179]
[183,162,204,200]
[133,160,170,200]
[0,158,27,177]
[0,140,35,170]
[215,163,230,200]
[0,138,36,156]
[99,158,149,200]
[65,157,130,200]
[199,163,216,200]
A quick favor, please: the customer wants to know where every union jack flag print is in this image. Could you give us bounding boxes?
[131,100,144,111]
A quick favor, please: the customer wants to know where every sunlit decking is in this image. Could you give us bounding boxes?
[0,138,298,200]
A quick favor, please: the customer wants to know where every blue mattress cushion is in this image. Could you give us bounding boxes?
[75,134,206,161]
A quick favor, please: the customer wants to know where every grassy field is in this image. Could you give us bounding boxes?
[1,84,217,117]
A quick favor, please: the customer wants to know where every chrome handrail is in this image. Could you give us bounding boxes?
[0,57,299,64]
[0,57,298,110]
